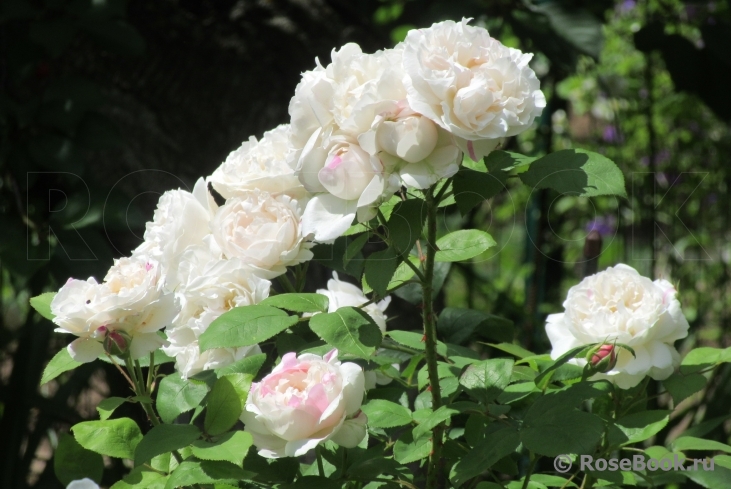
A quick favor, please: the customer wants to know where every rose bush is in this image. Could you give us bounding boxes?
[34,18,726,489]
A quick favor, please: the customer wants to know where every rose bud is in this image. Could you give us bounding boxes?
[586,344,618,373]
[104,330,132,358]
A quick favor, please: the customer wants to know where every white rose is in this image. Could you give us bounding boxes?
[133,178,216,292]
[51,255,177,363]
[210,190,313,278]
[290,43,459,242]
[208,124,306,200]
[66,479,99,489]
[165,308,263,379]
[545,264,690,389]
[164,242,271,378]
[402,19,546,156]
[241,349,367,458]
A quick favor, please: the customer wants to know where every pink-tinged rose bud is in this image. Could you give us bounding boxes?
[103,330,132,358]
[241,349,367,458]
[587,344,617,373]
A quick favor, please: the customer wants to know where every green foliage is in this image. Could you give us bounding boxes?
[190,431,253,467]
[29,292,56,320]
[165,460,247,489]
[308,307,382,359]
[41,347,82,385]
[364,248,400,297]
[260,293,329,313]
[361,400,412,428]
[450,426,521,487]
[459,358,514,404]
[199,305,298,351]
[72,418,143,459]
[134,424,201,466]
[97,397,127,421]
[519,149,627,198]
[204,374,251,436]
[156,373,209,424]
[54,432,104,485]
[435,230,496,262]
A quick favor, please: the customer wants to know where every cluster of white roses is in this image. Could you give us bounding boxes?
[48,18,692,463]
[293,19,545,241]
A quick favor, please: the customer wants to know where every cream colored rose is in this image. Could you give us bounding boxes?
[210,190,312,278]
[51,255,176,362]
[402,19,545,157]
[208,124,305,200]
[241,349,367,458]
[546,264,689,389]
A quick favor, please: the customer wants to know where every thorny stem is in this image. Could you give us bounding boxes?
[316,445,325,477]
[423,186,444,489]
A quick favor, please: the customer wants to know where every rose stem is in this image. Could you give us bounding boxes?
[423,185,444,489]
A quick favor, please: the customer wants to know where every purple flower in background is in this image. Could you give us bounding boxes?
[640,156,649,167]
[706,193,718,205]
[620,0,636,13]
[685,5,698,20]
[655,149,671,165]
[603,125,619,143]
[586,215,617,238]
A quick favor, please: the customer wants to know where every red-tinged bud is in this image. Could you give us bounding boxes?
[104,330,132,358]
[587,344,617,373]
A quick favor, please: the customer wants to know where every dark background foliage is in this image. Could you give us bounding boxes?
[1,0,729,487]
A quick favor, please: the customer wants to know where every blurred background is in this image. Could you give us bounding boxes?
[1,0,730,487]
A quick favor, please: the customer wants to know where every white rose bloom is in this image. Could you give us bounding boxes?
[242,349,367,458]
[546,264,690,389]
[51,255,177,363]
[133,178,216,292]
[210,190,313,278]
[402,19,546,158]
[66,479,99,489]
[164,241,271,378]
[290,43,460,242]
[208,124,306,200]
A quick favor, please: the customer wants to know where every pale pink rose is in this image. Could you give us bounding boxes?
[241,349,366,458]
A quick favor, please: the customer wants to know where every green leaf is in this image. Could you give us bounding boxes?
[680,347,731,374]
[134,424,201,466]
[534,345,593,390]
[435,230,496,262]
[393,431,432,464]
[308,307,382,359]
[520,391,604,456]
[41,347,82,385]
[165,460,246,489]
[613,410,670,446]
[364,248,400,297]
[54,432,104,485]
[260,294,329,313]
[191,431,253,467]
[387,199,426,255]
[672,436,731,453]
[110,466,167,489]
[531,3,604,59]
[486,150,537,172]
[205,374,251,436]
[453,168,506,215]
[72,418,143,459]
[450,426,521,487]
[385,255,419,290]
[438,308,514,345]
[283,476,342,489]
[199,305,298,351]
[97,397,127,421]
[487,342,536,359]
[215,354,266,378]
[519,149,627,198]
[459,358,514,404]
[157,373,209,424]
[663,373,707,405]
[413,405,459,440]
[30,292,56,320]
[344,232,370,269]
[361,400,412,428]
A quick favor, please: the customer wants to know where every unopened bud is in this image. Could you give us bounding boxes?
[104,330,132,358]
[586,344,617,373]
